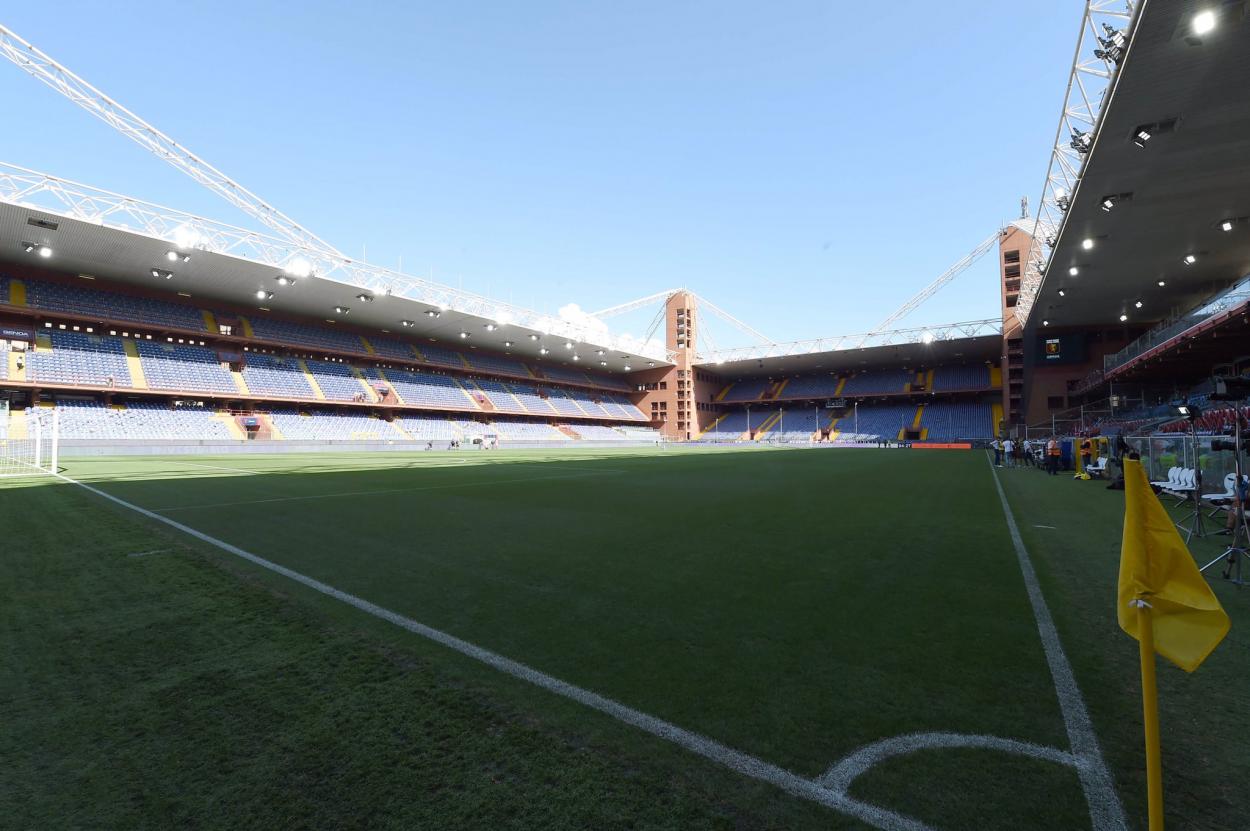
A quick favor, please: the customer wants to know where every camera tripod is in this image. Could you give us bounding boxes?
[1198,402,1250,586]
[1175,419,1207,542]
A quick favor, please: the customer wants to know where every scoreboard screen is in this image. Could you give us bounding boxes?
[1040,333,1087,365]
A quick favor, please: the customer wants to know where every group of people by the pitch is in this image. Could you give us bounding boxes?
[989,436,1065,474]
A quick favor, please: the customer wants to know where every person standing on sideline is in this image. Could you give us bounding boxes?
[1022,438,1033,467]
[1003,437,1016,468]
[1046,436,1061,475]
[1079,436,1093,471]
[991,437,1003,467]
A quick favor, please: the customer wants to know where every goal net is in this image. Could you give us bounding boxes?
[0,405,59,478]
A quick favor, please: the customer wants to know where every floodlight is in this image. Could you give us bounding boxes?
[599,360,607,366]
[1058,289,1066,297]
[1222,220,1235,232]
[22,241,35,253]
[400,320,415,327]
[504,340,513,347]
[539,347,550,355]
[596,349,605,355]
[284,257,312,279]
[1070,130,1092,153]
[1119,313,1128,322]
[528,333,540,341]
[459,331,469,339]
[484,323,497,331]
[1081,238,1094,250]
[1192,10,1216,35]
[1158,280,1166,287]
[1042,320,1050,327]
[572,355,580,361]
[356,293,374,303]
[334,306,350,314]
[166,250,190,263]
[1183,254,1197,265]
[624,365,631,371]
[564,341,574,349]
[275,275,295,286]
[256,289,274,300]
[1133,129,1152,148]
[920,331,935,344]
[425,309,440,318]
[1069,266,1079,277]
[151,268,173,280]
[1100,196,1116,212]
[1134,299,1143,309]
[38,245,51,258]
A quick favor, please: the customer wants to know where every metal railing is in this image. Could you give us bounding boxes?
[1103,275,1250,375]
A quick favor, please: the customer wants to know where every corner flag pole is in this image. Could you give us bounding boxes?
[1133,598,1164,830]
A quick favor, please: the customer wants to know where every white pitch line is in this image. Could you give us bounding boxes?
[1033,524,1058,530]
[819,732,1077,794]
[175,462,260,476]
[987,458,1127,830]
[127,548,170,558]
[149,470,624,513]
[56,469,931,831]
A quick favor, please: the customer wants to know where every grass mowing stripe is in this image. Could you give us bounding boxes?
[55,467,937,831]
[149,469,625,512]
[986,456,1127,831]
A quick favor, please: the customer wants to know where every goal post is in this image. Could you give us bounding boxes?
[0,405,59,478]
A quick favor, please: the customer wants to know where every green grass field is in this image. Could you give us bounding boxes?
[3,446,1246,830]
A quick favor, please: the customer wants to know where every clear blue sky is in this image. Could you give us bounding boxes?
[0,1,1079,347]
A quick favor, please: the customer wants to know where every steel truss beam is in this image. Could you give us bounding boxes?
[860,229,1004,344]
[0,24,342,257]
[0,162,671,362]
[697,318,1002,365]
[1015,0,1143,325]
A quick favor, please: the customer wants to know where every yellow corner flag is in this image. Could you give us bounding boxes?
[1119,458,1230,830]
[1118,459,1230,671]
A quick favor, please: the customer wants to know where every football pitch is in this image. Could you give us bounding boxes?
[4,447,1247,830]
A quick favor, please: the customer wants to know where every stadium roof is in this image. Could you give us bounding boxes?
[0,165,671,371]
[700,326,1000,381]
[1027,2,1250,329]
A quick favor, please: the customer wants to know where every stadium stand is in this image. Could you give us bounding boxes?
[774,375,841,399]
[836,403,916,441]
[544,387,588,417]
[239,353,315,399]
[464,352,530,377]
[490,417,567,441]
[267,408,393,441]
[767,408,823,441]
[366,336,418,361]
[373,367,476,411]
[246,316,366,354]
[919,401,994,440]
[507,383,559,415]
[566,423,626,441]
[24,330,131,388]
[136,341,236,394]
[304,359,371,402]
[931,365,991,392]
[720,378,771,402]
[466,378,527,414]
[45,400,233,440]
[414,343,469,370]
[393,413,462,442]
[3,274,208,331]
[839,368,912,396]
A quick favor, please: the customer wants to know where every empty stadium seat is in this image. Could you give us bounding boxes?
[25,331,131,388]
